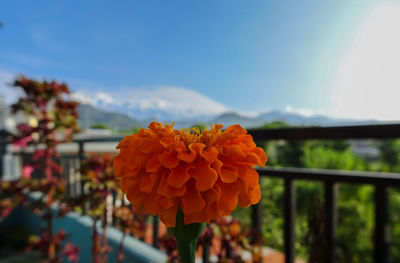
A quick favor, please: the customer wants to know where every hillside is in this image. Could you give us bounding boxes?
[78,104,143,130]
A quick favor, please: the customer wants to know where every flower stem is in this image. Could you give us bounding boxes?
[169,209,206,263]
[176,238,197,263]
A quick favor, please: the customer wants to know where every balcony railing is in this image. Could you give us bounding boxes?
[1,123,400,263]
[250,123,400,263]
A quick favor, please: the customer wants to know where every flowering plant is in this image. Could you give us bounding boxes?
[27,230,80,263]
[1,76,80,262]
[114,122,267,262]
[113,205,148,263]
[79,154,118,263]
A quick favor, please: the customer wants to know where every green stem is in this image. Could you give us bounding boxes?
[176,238,197,263]
[169,209,206,263]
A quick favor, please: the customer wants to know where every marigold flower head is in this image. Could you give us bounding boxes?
[114,122,267,227]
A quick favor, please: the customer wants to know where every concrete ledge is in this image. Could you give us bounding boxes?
[0,205,167,263]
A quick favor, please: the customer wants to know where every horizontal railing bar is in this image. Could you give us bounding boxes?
[72,123,400,145]
[257,167,400,187]
[59,154,80,158]
[75,136,124,143]
[248,123,400,141]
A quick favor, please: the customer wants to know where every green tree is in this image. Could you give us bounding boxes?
[90,123,110,130]
[377,139,400,171]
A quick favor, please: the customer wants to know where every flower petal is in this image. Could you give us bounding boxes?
[139,138,163,153]
[223,145,244,158]
[159,202,178,227]
[190,159,218,191]
[239,166,259,186]
[200,146,219,162]
[218,181,240,213]
[159,172,187,197]
[188,143,206,154]
[167,163,193,188]
[158,196,174,210]
[159,136,175,148]
[181,180,206,215]
[146,154,161,172]
[253,147,268,166]
[220,165,238,183]
[158,150,179,168]
[139,175,154,193]
[184,211,211,225]
[176,145,196,163]
[142,191,160,215]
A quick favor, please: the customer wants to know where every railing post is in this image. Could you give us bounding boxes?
[0,129,6,178]
[374,184,389,263]
[202,244,210,263]
[78,141,84,163]
[284,178,296,263]
[324,181,338,263]
[251,174,262,263]
[78,141,85,195]
[152,215,159,248]
[225,243,233,258]
[252,175,262,233]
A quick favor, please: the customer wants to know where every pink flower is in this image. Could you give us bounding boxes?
[63,242,80,263]
[16,123,33,134]
[22,165,34,179]
[33,149,46,160]
[13,136,32,148]
[1,206,12,218]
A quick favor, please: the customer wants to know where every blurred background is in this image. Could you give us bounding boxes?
[1,1,400,263]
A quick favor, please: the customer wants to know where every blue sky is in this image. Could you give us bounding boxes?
[1,1,400,120]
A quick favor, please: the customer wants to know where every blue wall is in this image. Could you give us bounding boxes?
[0,206,167,263]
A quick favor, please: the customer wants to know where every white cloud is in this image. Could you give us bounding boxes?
[236,109,268,118]
[285,105,326,117]
[72,85,230,119]
[329,2,400,121]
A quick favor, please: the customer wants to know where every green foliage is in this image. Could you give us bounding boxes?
[336,184,374,263]
[129,126,142,133]
[302,142,366,171]
[376,139,400,172]
[118,126,142,134]
[90,123,110,130]
[260,178,285,251]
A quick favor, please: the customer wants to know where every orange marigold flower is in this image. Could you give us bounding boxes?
[113,122,267,227]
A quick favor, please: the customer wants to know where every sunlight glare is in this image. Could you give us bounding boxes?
[329,2,400,121]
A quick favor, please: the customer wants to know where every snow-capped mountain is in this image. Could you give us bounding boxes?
[72,86,229,122]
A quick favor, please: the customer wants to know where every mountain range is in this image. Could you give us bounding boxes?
[73,87,384,130]
[78,103,380,131]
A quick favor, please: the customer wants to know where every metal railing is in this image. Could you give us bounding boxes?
[249,123,400,263]
[2,123,400,263]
